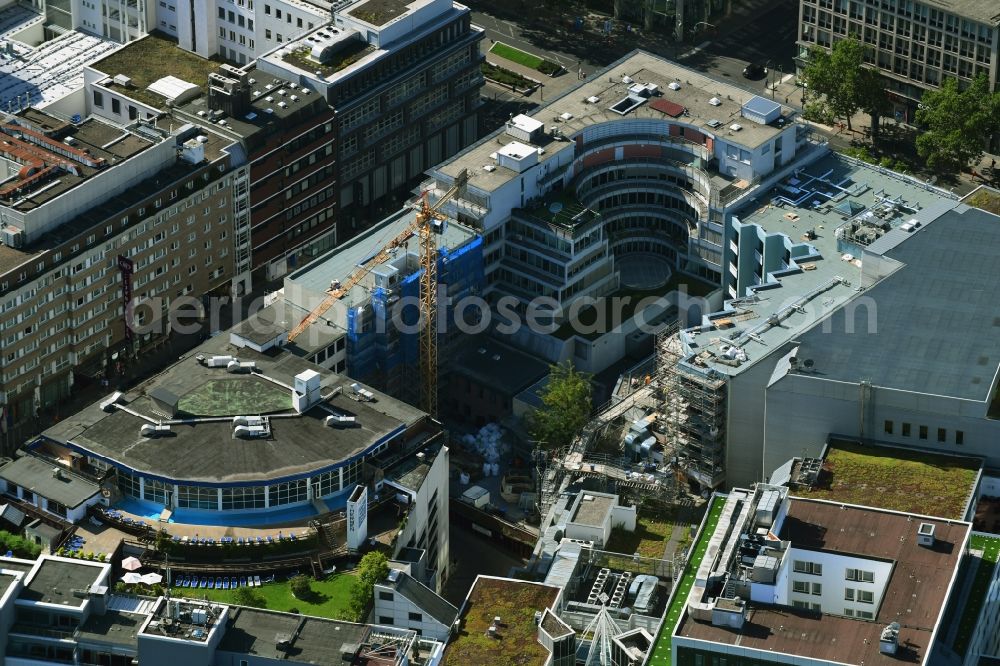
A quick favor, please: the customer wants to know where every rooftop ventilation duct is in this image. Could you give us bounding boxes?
[325,414,357,427]
[100,391,124,412]
[140,424,172,438]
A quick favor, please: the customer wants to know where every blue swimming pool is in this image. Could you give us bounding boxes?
[117,497,173,523]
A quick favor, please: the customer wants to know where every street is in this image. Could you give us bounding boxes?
[472,0,804,121]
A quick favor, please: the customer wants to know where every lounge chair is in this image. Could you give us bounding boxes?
[239,577,248,588]
[253,575,262,586]
[217,577,225,589]
[229,577,238,589]
[263,574,275,584]
[199,577,208,588]
[256,536,264,545]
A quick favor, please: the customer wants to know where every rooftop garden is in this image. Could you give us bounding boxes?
[606,513,678,560]
[281,40,376,78]
[176,378,292,417]
[951,534,1000,656]
[797,439,980,519]
[348,0,411,26]
[170,572,356,620]
[443,578,558,666]
[648,495,725,666]
[90,31,224,108]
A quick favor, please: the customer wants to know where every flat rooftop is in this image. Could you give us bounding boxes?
[792,203,1000,401]
[451,339,548,397]
[76,610,144,648]
[570,493,615,527]
[922,0,1000,24]
[40,334,426,484]
[21,558,106,607]
[682,151,957,377]
[0,455,100,508]
[677,497,969,665]
[383,443,440,492]
[795,439,981,519]
[89,32,224,108]
[0,30,118,108]
[288,207,480,302]
[444,577,560,666]
[219,607,379,662]
[0,113,157,213]
[439,50,796,194]
[0,571,18,600]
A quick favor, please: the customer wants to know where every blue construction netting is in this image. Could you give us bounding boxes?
[346,235,485,393]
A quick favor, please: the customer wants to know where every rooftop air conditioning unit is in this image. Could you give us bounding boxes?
[290,95,299,102]
[622,75,633,84]
[325,414,356,427]
[113,74,132,87]
[730,123,743,131]
[278,102,288,109]
[917,522,935,547]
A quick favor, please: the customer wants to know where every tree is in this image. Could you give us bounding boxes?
[803,38,868,131]
[526,361,593,451]
[915,74,1000,174]
[857,68,891,144]
[357,551,389,587]
[233,586,267,608]
[347,551,390,622]
[289,575,313,600]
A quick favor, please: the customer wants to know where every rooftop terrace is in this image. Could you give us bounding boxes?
[444,577,560,666]
[90,32,224,108]
[347,0,416,25]
[281,36,376,77]
[682,152,957,377]
[795,439,981,520]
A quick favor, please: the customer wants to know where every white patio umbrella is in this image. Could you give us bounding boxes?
[140,572,163,585]
[121,572,143,584]
[121,556,142,571]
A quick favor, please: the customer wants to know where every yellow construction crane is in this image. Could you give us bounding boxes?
[286,169,467,419]
[415,168,467,417]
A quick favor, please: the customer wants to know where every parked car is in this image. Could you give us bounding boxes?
[743,63,767,79]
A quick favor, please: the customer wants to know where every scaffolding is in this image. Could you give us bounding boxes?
[655,327,728,489]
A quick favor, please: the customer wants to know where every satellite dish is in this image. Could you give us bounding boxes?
[803,359,815,369]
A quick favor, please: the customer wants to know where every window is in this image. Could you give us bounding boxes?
[268,479,307,506]
[792,600,810,609]
[264,3,270,13]
[844,608,855,617]
[884,420,893,434]
[275,8,281,17]
[379,616,393,624]
[218,6,224,17]
[177,485,217,510]
[265,29,271,39]
[93,90,104,107]
[937,428,946,442]
[378,591,394,601]
[128,105,137,120]
[297,17,302,27]
[902,422,911,436]
[858,590,874,604]
[794,560,823,575]
[408,612,422,622]
[792,580,810,594]
[956,430,964,445]
[276,33,283,42]
[858,610,874,619]
[919,425,928,439]
[811,582,822,595]
[845,588,855,601]
[846,569,874,582]
[221,487,265,510]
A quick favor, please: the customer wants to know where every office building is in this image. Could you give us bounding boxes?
[796,0,1000,122]
[421,50,820,374]
[254,0,485,235]
[642,149,1000,490]
[12,329,452,585]
[670,484,970,666]
[0,106,243,444]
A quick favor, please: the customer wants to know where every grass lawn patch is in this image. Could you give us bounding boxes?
[648,495,725,666]
[607,516,675,559]
[489,42,544,69]
[798,439,980,519]
[172,573,356,620]
[444,578,559,666]
[952,535,1000,656]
